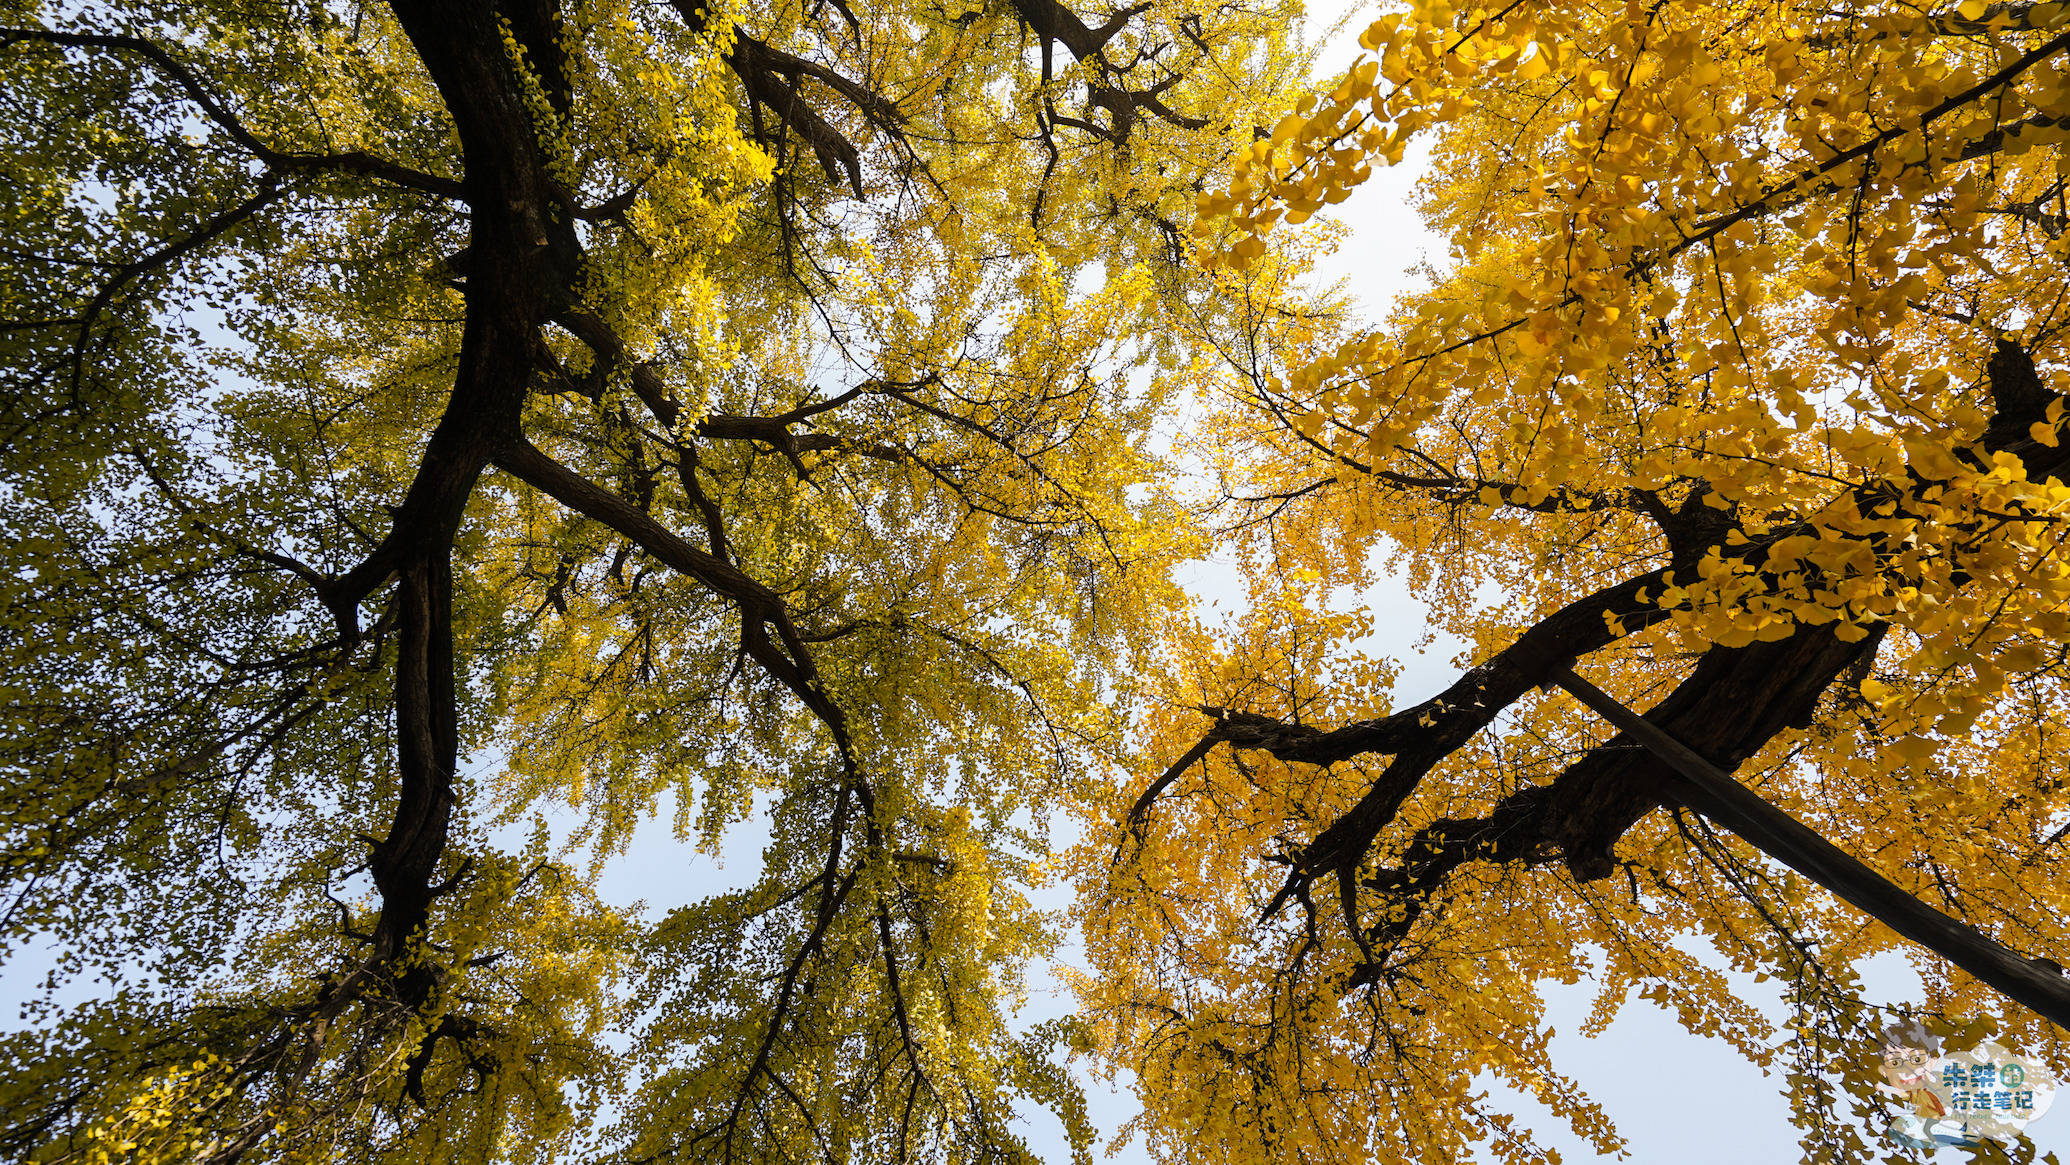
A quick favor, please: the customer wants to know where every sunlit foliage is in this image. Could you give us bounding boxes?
[1078,0,2070,1161]
[13,0,2070,1161]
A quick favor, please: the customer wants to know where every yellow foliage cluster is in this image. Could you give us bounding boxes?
[1190,0,2070,748]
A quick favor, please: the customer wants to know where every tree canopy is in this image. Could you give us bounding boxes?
[4,0,2070,1163]
[0,0,1308,1159]
[1090,0,2070,1159]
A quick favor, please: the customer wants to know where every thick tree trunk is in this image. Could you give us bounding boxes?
[353,0,581,972]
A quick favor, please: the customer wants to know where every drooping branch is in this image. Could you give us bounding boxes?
[496,439,794,618]
[551,308,915,475]
[1189,563,1678,774]
[0,29,466,198]
[666,0,905,198]
[492,437,854,750]
[1340,617,1886,992]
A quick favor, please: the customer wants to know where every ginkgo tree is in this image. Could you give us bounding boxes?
[1075,0,2070,1160]
[0,0,1314,1161]
[12,0,2070,1161]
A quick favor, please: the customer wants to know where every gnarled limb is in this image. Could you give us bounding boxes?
[1162,338,2070,1026]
